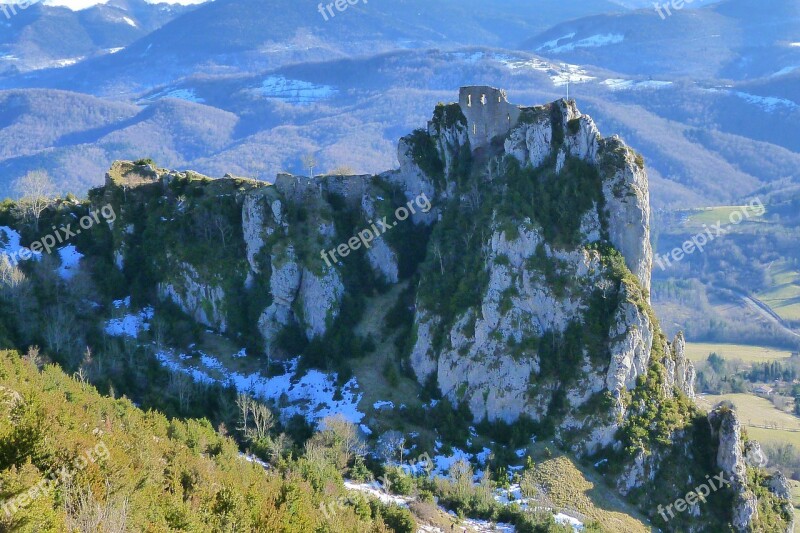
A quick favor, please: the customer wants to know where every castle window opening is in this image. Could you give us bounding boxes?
[473,123,477,135]
[467,94,472,107]
[481,94,487,105]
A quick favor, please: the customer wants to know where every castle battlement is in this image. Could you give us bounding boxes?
[458,86,521,149]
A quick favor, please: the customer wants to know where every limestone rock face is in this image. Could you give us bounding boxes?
[258,249,302,351]
[504,118,553,169]
[158,261,228,333]
[600,138,652,295]
[711,407,747,486]
[605,288,654,395]
[428,104,470,181]
[361,195,399,283]
[389,138,438,225]
[501,100,651,295]
[709,406,764,532]
[672,332,696,398]
[299,266,344,339]
[410,222,613,425]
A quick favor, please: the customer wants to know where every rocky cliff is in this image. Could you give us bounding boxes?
[91,89,791,532]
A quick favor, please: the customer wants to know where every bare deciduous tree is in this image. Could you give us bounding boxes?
[321,415,366,469]
[22,345,42,369]
[212,213,233,249]
[63,478,128,533]
[377,430,406,464]
[237,393,273,443]
[302,152,317,179]
[168,372,194,413]
[236,393,253,435]
[13,170,56,231]
[250,401,274,442]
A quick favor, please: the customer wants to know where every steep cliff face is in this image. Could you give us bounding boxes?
[405,97,662,454]
[98,159,418,358]
[91,90,791,532]
[389,90,788,531]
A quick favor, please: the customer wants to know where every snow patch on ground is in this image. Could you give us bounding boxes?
[539,33,624,53]
[146,88,205,103]
[50,57,84,68]
[0,226,41,264]
[602,78,673,91]
[104,299,154,338]
[732,91,798,112]
[536,33,576,52]
[155,351,364,425]
[57,245,82,279]
[495,54,595,86]
[258,75,337,105]
[344,481,412,507]
[461,517,515,532]
[121,16,137,27]
[555,513,585,531]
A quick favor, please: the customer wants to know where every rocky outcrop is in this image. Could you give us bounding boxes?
[504,114,553,169]
[671,332,696,398]
[707,405,794,532]
[361,195,399,283]
[605,289,654,395]
[386,138,438,225]
[158,262,228,333]
[501,100,651,295]
[410,221,613,424]
[299,266,344,339]
[409,96,656,435]
[242,193,268,286]
[600,138,652,295]
[258,248,302,351]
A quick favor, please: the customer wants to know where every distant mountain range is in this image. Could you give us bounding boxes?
[0,0,194,74]
[0,0,796,209]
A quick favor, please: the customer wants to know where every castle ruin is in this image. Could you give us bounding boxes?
[458,86,521,149]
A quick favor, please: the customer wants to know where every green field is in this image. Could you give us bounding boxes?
[685,342,795,363]
[756,261,800,322]
[682,205,766,229]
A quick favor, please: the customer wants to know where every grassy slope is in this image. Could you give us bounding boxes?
[523,444,650,532]
[0,350,388,532]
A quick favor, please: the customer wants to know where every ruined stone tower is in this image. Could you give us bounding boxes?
[458,86,521,149]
